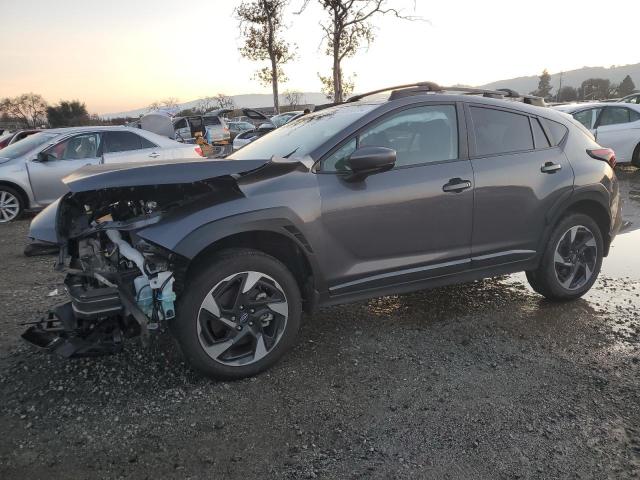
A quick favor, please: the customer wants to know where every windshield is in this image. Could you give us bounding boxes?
[229,104,376,160]
[271,112,300,127]
[0,132,58,160]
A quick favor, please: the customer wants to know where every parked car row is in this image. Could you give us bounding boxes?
[0,126,203,222]
[232,109,304,150]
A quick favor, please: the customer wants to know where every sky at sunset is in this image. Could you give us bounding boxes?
[1,0,638,114]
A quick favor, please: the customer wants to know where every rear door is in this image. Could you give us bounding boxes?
[102,130,165,163]
[317,103,475,296]
[594,106,640,163]
[27,132,102,204]
[467,105,574,267]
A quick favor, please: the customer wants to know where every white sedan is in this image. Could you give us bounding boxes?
[0,126,204,222]
[554,102,640,166]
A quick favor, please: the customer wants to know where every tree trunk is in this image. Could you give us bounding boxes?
[271,56,280,114]
[333,29,342,103]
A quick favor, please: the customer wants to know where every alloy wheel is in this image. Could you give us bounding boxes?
[0,190,20,223]
[196,271,289,366]
[553,225,597,290]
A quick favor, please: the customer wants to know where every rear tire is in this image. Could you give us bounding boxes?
[631,143,640,168]
[526,213,603,301]
[172,249,301,380]
[0,186,24,223]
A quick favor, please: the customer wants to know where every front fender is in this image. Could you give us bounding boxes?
[28,198,61,244]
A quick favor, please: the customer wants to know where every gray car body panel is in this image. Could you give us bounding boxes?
[30,93,622,308]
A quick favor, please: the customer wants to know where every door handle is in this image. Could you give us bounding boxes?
[541,162,562,174]
[148,152,160,158]
[442,178,472,193]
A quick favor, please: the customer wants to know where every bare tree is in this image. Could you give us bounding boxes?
[299,0,420,103]
[1,93,48,127]
[161,97,180,109]
[147,97,180,112]
[215,93,236,110]
[195,96,218,113]
[284,89,304,107]
[237,0,296,113]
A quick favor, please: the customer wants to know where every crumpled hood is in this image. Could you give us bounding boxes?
[29,156,311,245]
[62,159,270,193]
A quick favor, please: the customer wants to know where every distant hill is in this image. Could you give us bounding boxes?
[480,63,640,95]
[104,92,330,119]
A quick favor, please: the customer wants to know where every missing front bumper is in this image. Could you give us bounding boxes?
[21,302,124,358]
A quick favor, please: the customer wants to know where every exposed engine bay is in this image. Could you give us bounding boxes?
[22,157,310,358]
[23,187,195,357]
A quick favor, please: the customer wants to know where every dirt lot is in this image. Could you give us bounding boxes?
[1,168,640,479]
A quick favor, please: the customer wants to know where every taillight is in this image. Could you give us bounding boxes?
[194,146,204,157]
[587,148,616,168]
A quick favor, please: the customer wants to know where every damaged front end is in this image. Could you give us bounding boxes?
[23,186,190,357]
[22,158,283,358]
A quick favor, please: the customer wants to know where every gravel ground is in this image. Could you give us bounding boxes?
[1,168,639,479]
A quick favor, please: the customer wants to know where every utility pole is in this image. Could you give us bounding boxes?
[556,71,563,102]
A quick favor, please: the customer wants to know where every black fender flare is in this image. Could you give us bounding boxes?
[538,184,612,258]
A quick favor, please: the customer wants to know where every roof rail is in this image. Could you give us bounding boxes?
[346,82,545,106]
[347,82,442,102]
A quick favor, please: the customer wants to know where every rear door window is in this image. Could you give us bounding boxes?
[104,131,143,153]
[470,107,533,156]
[598,107,631,126]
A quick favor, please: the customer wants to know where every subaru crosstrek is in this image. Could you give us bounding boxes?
[24,82,622,379]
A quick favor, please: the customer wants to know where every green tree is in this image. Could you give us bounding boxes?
[618,75,636,97]
[580,78,611,100]
[557,86,578,102]
[237,0,296,114]
[531,69,553,99]
[46,100,90,127]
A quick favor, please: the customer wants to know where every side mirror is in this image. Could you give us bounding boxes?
[36,151,51,162]
[344,146,396,182]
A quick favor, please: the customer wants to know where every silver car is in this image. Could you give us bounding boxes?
[0,126,204,222]
[553,102,640,166]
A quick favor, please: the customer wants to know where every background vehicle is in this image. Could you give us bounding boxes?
[0,126,203,222]
[232,109,304,150]
[227,121,255,140]
[0,129,40,150]
[268,111,304,127]
[202,109,232,145]
[26,82,621,379]
[618,93,640,104]
[554,102,640,165]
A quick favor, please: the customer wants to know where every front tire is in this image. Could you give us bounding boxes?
[526,213,603,301]
[172,249,302,380]
[0,186,24,223]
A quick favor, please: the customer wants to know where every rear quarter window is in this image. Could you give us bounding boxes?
[540,118,570,145]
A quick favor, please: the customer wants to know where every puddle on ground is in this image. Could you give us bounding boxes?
[600,225,640,280]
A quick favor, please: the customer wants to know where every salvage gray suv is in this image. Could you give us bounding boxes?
[25,82,622,379]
